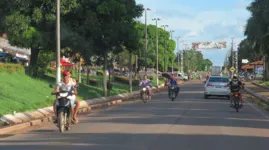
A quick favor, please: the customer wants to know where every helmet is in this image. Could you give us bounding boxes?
[232,75,237,79]
[62,70,70,76]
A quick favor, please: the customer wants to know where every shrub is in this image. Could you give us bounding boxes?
[114,75,139,86]
[88,79,98,86]
[0,63,25,73]
[96,70,104,76]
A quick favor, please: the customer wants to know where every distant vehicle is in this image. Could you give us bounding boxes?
[211,66,221,76]
[204,76,230,99]
[178,72,188,80]
[0,52,14,63]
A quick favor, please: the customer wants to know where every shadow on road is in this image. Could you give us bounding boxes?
[0,133,268,150]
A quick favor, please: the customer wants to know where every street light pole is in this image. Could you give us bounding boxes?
[180,41,185,73]
[161,25,168,72]
[153,18,160,88]
[170,30,174,73]
[56,0,61,83]
[175,36,180,73]
[231,37,234,77]
[145,8,151,73]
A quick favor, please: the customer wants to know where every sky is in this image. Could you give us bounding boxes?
[135,0,252,66]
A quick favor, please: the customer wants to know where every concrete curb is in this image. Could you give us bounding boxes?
[244,88,269,103]
[0,84,165,135]
[252,82,269,90]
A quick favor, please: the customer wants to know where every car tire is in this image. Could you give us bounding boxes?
[204,94,208,99]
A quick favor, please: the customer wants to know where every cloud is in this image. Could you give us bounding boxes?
[186,31,197,37]
[136,0,251,66]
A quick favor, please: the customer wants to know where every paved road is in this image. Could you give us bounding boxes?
[1,80,269,150]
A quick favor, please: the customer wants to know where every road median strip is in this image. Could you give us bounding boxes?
[0,84,165,135]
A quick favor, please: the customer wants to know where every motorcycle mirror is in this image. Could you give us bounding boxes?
[49,84,54,88]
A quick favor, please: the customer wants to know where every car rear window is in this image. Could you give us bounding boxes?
[209,77,228,83]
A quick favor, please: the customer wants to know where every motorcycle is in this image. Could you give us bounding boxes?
[231,92,242,112]
[140,86,151,103]
[169,85,177,101]
[53,85,78,133]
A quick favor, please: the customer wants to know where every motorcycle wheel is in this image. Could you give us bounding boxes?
[58,108,65,133]
[142,93,147,103]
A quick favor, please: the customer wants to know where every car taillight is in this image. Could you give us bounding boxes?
[207,84,213,86]
[234,93,239,97]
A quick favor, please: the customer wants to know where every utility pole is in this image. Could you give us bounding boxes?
[175,36,180,73]
[153,18,160,88]
[170,30,175,73]
[231,37,234,77]
[56,0,61,83]
[180,41,185,73]
[161,25,168,72]
[144,8,151,73]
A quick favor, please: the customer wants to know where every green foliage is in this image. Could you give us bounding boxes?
[96,70,104,76]
[37,51,55,77]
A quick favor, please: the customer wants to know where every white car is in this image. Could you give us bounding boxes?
[178,72,188,80]
[204,76,230,99]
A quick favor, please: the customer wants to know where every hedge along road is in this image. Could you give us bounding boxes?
[0,80,269,150]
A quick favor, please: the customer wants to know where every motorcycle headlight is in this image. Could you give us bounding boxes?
[143,88,146,91]
[59,92,68,97]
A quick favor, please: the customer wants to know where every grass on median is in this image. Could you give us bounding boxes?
[0,72,55,117]
[255,80,269,87]
[243,92,269,112]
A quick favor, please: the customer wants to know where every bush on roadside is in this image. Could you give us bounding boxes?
[88,79,98,86]
[114,75,139,86]
[0,63,25,73]
[96,70,103,76]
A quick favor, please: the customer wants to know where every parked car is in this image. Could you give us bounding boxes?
[204,76,230,99]
[0,52,14,63]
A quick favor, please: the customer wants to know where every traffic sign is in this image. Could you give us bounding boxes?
[229,67,235,73]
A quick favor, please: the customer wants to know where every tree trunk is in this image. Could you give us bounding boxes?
[78,58,82,83]
[103,53,108,96]
[134,55,138,79]
[129,52,133,93]
[29,48,40,77]
[86,66,90,85]
[264,55,269,81]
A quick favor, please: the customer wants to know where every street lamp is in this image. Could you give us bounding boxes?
[152,18,160,88]
[56,0,61,83]
[175,36,180,73]
[144,8,151,73]
[170,30,175,73]
[161,25,168,72]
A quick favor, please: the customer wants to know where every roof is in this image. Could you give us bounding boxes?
[250,58,264,65]
[241,64,254,70]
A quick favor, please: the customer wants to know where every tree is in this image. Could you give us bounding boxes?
[67,0,143,96]
[0,0,78,76]
[244,0,269,80]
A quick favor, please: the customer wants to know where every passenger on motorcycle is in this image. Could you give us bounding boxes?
[168,73,180,97]
[229,75,244,107]
[139,75,152,97]
[51,70,80,124]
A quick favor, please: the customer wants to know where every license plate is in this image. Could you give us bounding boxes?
[215,86,222,88]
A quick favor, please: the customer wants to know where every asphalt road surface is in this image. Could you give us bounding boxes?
[1,80,269,150]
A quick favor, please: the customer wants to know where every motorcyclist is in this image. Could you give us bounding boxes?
[229,75,244,107]
[51,70,80,124]
[139,75,152,98]
[168,73,180,97]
